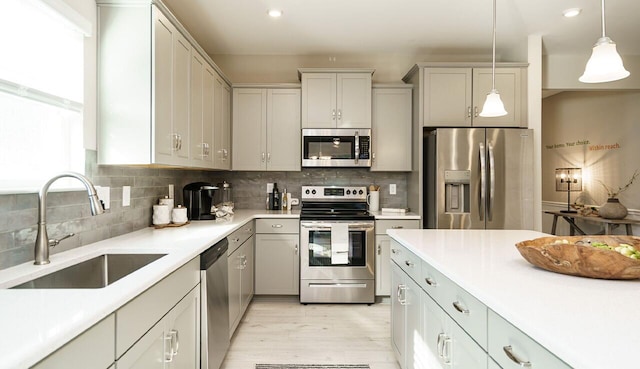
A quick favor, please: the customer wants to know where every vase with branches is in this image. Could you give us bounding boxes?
[596,169,639,219]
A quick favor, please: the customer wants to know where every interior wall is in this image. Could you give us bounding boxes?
[542,90,640,210]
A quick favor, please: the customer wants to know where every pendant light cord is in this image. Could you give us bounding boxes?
[600,0,606,38]
[491,0,497,91]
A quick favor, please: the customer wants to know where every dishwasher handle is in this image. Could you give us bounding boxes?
[200,238,229,270]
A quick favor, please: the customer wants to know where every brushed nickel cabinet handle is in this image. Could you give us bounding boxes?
[452,301,470,315]
[503,345,532,368]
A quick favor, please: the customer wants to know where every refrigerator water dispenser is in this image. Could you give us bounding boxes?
[444,170,470,213]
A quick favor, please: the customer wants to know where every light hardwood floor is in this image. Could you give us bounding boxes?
[221,296,401,369]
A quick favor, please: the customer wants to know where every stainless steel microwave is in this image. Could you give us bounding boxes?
[302,129,371,168]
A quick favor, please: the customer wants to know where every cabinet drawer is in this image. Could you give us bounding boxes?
[420,259,446,305]
[437,270,488,350]
[376,219,420,235]
[228,221,255,254]
[390,240,421,283]
[256,218,299,234]
[488,310,570,369]
[116,257,199,358]
[33,314,115,369]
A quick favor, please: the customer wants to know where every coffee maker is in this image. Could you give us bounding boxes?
[183,182,218,220]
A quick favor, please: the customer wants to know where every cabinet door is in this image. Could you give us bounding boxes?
[472,68,523,127]
[173,32,191,162]
[405,275,422,369]
[371,87,412,171]
[240,235,255,311]
[166,287,200,369]
[266,89,301,171]
[232,88,267,170]
[153,9,175,164]
[450,320,488,369]
[222,82,232,169]
[301,73,337,128]
[336,73,372,128]
[117,318,166,369]
[228,247,242,336]
[255,234,300,295]
[423,291,449,368]
[391,262,406,367]
[214,73,231,169]
[189,50,205,166]
[201,65,215,167]
[423,68,472,127]
[375,235,391,296]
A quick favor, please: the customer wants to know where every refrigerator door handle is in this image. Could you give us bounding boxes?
[488,143,496,221]
[479,142,486,221]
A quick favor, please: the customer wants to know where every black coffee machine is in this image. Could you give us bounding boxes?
[183,182,218,220]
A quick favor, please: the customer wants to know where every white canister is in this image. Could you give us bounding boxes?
[159,197,174,220]
[152,204,171,225]
[367,191,380,212]
[172,205,188,224]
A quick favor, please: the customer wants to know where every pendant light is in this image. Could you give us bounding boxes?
[479,0,507,117]
[579,0,630,83]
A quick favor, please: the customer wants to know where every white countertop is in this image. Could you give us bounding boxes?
[387,229,640,369]
[0,208,419,368]
[369,211,420,220]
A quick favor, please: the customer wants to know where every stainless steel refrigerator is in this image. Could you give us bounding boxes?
[423,128,534,230]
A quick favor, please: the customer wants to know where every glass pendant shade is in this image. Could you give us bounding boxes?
[479,90,507,117]
[579,37,630,83]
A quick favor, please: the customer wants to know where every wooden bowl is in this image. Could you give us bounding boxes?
[515,236,640,279]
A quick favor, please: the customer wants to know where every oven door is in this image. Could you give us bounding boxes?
[300,220,374,280]
[302,129,371,167]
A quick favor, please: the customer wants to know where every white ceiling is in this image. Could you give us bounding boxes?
[162,0,640,59]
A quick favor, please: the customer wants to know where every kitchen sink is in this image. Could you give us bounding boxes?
[11,253,167,289]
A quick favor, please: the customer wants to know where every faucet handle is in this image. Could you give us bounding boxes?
[49,233,75,248]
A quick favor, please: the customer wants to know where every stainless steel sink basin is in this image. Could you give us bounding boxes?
[11,253,167,289]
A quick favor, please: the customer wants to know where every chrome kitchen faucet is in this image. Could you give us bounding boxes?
[34,172,104,265]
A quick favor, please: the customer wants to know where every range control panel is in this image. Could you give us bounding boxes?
[301,186,368,201]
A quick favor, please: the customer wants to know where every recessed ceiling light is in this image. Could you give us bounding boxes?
[268,9,283,17]
[562,8,582,18]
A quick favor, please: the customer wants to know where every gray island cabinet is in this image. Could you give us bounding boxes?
[388,229,638,369]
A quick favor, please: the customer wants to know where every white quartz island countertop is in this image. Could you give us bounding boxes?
[387,229,640,369]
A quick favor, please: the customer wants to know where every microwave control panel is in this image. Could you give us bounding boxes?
[359,136,370,159]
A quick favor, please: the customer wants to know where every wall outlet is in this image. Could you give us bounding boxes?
[168,184,174,199]
[266,183,274,193]
[389,184,397,195]
[95,186,110,210]
[123,186,131,207]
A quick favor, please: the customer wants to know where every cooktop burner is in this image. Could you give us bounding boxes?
[300,186,374,221]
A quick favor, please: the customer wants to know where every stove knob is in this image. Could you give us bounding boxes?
[305,189,310,195]
[359,189,364,195]
[311,189,316,195]
[346,190,351,195]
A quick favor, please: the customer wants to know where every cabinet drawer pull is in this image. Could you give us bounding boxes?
[503,345,532,368]
[391,248,400,254]
[391,225,404,229]
[246,228,253,233]
[272,224,283,228]
[405,260,414,267]
[424,277,437,287]
[452,301,470,315]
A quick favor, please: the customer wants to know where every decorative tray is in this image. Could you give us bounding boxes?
[515,235,640,279]
[152,221,190,229]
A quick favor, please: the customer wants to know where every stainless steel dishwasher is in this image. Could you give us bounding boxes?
[200,237,230,369]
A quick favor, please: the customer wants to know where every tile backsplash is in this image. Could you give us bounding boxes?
[0,150,407,270]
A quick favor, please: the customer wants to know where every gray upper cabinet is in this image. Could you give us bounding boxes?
[300,69,373,128]
[371,86,412,171]
[416,64,527,128]
[232,87,301,171]
[97,1,230,169]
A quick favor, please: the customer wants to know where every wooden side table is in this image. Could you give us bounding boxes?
[544,210,640,236]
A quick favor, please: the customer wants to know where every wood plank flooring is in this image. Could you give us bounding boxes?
[221,296,401,369]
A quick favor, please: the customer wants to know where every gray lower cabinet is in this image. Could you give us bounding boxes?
[390,249,421,369]
[32,314,115,369]
[117,286,200,369]
[228,222,255,336]
[255,219,300,295]
[375,219,420,296]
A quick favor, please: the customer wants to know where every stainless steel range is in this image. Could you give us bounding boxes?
[299,185,375,304]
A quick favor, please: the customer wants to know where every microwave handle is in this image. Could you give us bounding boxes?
[354,131,359,164]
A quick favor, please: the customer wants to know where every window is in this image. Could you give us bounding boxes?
[0,0,89,191]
